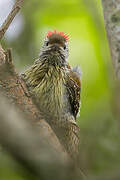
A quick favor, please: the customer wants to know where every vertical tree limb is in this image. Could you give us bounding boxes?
[101,0,120,118]
[101,0,120,80]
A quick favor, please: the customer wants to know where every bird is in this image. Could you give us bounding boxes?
[21,30,81,159]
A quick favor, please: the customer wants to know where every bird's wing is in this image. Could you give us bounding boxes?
[66,65,81,119]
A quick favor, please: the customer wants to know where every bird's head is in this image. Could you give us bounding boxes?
[40,30,69,66]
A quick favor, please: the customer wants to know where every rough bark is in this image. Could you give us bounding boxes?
[101,0,120,117]
[101,0,120,80]
[0,96,73,180]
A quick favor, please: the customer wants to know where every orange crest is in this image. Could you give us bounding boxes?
[46,30,70,41]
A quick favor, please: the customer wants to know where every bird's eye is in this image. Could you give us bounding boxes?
[46,42,49,46]
[64,45,66,50]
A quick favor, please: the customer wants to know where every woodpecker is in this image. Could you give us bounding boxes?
[21,30,81,159]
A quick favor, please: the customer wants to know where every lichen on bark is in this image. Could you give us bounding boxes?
[102,0,120,79]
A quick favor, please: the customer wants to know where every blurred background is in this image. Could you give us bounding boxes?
[0,0,120,179]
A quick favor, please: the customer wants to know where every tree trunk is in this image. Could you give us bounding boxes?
[101,0,120,118]
[0,96,71,180]
[101,0,120,80]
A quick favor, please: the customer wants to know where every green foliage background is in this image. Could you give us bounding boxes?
[1,0,120,179]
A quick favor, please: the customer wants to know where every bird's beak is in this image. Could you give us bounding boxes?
[51,44,60,51]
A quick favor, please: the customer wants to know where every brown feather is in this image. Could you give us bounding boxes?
[66,66,81,119]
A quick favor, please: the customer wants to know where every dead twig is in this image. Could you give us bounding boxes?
[0,0,24,40]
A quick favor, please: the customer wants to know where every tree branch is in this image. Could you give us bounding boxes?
[101,0,120,118]
[0,96,74,180]
[101,0,120,80]
[0,0,24,40]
